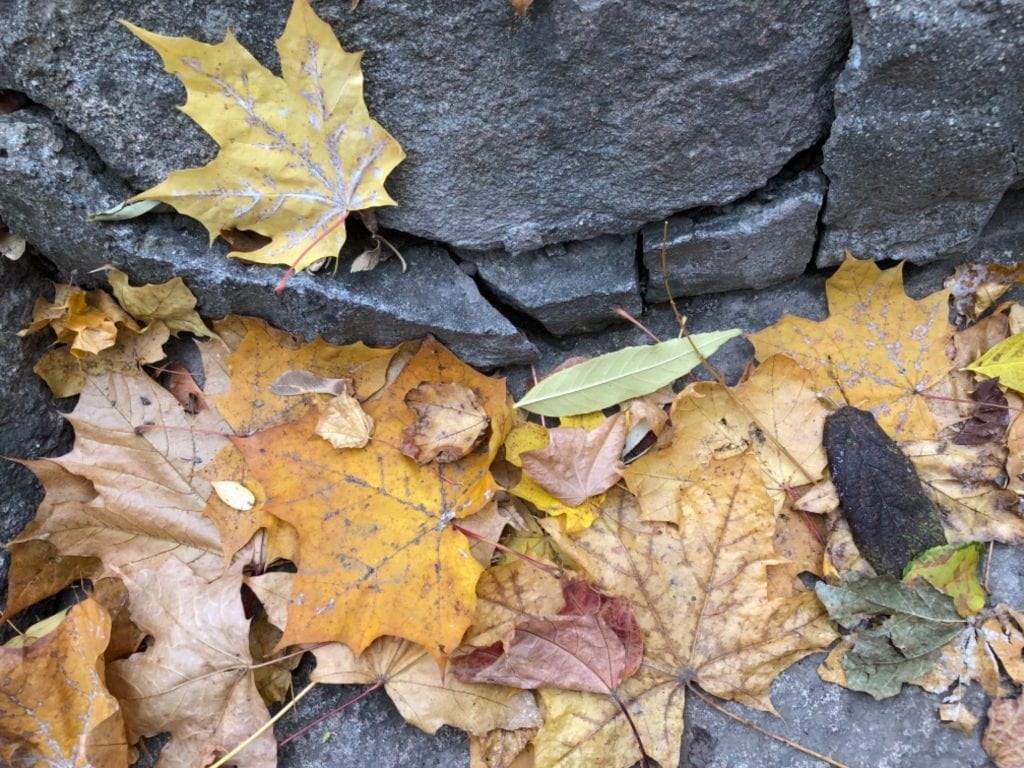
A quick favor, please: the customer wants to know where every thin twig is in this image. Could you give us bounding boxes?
[687,684,850,768]
[660,220,684,332]
[278,681,384,748]
[208,680,318,768]
[985,540,995,593]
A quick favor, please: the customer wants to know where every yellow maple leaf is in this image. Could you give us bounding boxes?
[532,458,837,768]
[124,0,405,289]
[749,254,954,440]
[0,599,128,768]
[234,338,512,662]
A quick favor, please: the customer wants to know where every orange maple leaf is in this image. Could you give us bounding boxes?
[234,338,512,662]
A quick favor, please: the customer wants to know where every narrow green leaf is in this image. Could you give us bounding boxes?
[515,329,742,417]
[88,199,167,222]
[966,332,1024,395]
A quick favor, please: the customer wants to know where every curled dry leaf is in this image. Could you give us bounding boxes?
[165,363,205,414]
[107,559,276,768]
[509,0,535,17]
[20,284,135,357]
[1008,412,1024,495]
[520,413,627,507]
[947,262,1024,323]
[0,599,128,768]
[0,225,26,260]
[104,266,213,339]
[402,380,490,464]
[749,254,954,440]
[315,390,375,449]
[452,580,642,694]
[312,635,541,736]
[985,694,1024,767]
[953,378,1009,445]
[470,728,536,768]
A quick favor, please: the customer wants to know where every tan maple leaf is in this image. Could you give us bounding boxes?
[985,694,1024,767]
[749,254,954,440]
[107,558,276,768]
[125,0,405,288]
[531,457,837,768]
[625,355,827,524]
[315,390,375,448]
[10,374,228,593]
[312,636,542,736]
[520,413,627,507]
[233,338,512,662]
[0,599,128,768]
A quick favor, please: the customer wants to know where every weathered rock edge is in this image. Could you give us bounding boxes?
[0,109,536,368]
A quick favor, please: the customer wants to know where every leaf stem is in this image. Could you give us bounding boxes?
[133,423,237,438]
[612,305,662,344]
[208,680,318,768]
[277,681,384,748]
[660,220,685,333]
[451,523,563,578]
[275,213,349,294]
[609,690,655,767]
[686,683,850,768]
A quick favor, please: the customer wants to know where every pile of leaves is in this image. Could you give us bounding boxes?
[6,252,1024,767]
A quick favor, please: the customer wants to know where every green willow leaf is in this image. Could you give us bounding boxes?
[515,329,742,417]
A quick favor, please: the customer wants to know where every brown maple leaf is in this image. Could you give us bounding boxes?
[402,380,491,464]
[107,558,275,768]
[520,413,627,507]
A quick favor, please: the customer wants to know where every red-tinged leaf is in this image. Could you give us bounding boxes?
[520,414,627,507]
[953,378,1009,446]
[452,581,642,694]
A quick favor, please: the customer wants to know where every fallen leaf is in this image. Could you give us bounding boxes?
[509,0,535,17]
[0,226,26,260]
[311,636,542,736]
[464,559,566,649]
[90,578,146,662]
[503,422,603,533]
[1009,413,1024,495]
[470,728,536,768]
[165,363,205,414]
[20,284,136,357]
[104,266,213,338]
[203,316,395,434]
[107,559,276,768]
[953,378,1009,445]
[984,694,1024,767]
[749,254,954,440]
[11,374,227,586]
[969,332,1024,395]
[269,369,353,396]
[452,580,642,694]
[515,330,742,417]
[315,390,375,448]
[903,440,1024,545]
[0,599,128,768]
[125,0,404,284]
[823,406,947,576]
[903,541,986,616]
[768,489,826,600]
[520,413,626,507]
[947,262,1024,323]
[234,338,511,661]
[212,479,257,511]
[246,572,303,706]
[402,381,490,464]
[815,573,965,699]
[532,459,836,768]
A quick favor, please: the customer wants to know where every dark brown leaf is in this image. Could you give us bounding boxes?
[953,378,1009,446]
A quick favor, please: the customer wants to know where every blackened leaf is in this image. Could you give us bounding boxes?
[953,378,1009,446]
[823,406,947,576]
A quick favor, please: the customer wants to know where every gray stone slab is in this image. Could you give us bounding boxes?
[0,109,535,368]
[461,234,641,336]
[644,170,825,302]
[970,187,1024,263]
[0,0,850,252]
[818,0,1024,266]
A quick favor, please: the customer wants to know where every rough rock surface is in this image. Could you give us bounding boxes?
[818,0,1024,266]
[0,0,850,252]
[460,234,641,336]
[0,253,70,609]
[970,187,1024,262]
[643,170,824,301]
[0,109,535,368]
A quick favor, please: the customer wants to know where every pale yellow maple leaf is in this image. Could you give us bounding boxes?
[532,457,837,768]
[749,255,954,440]
[125,0,404,288]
